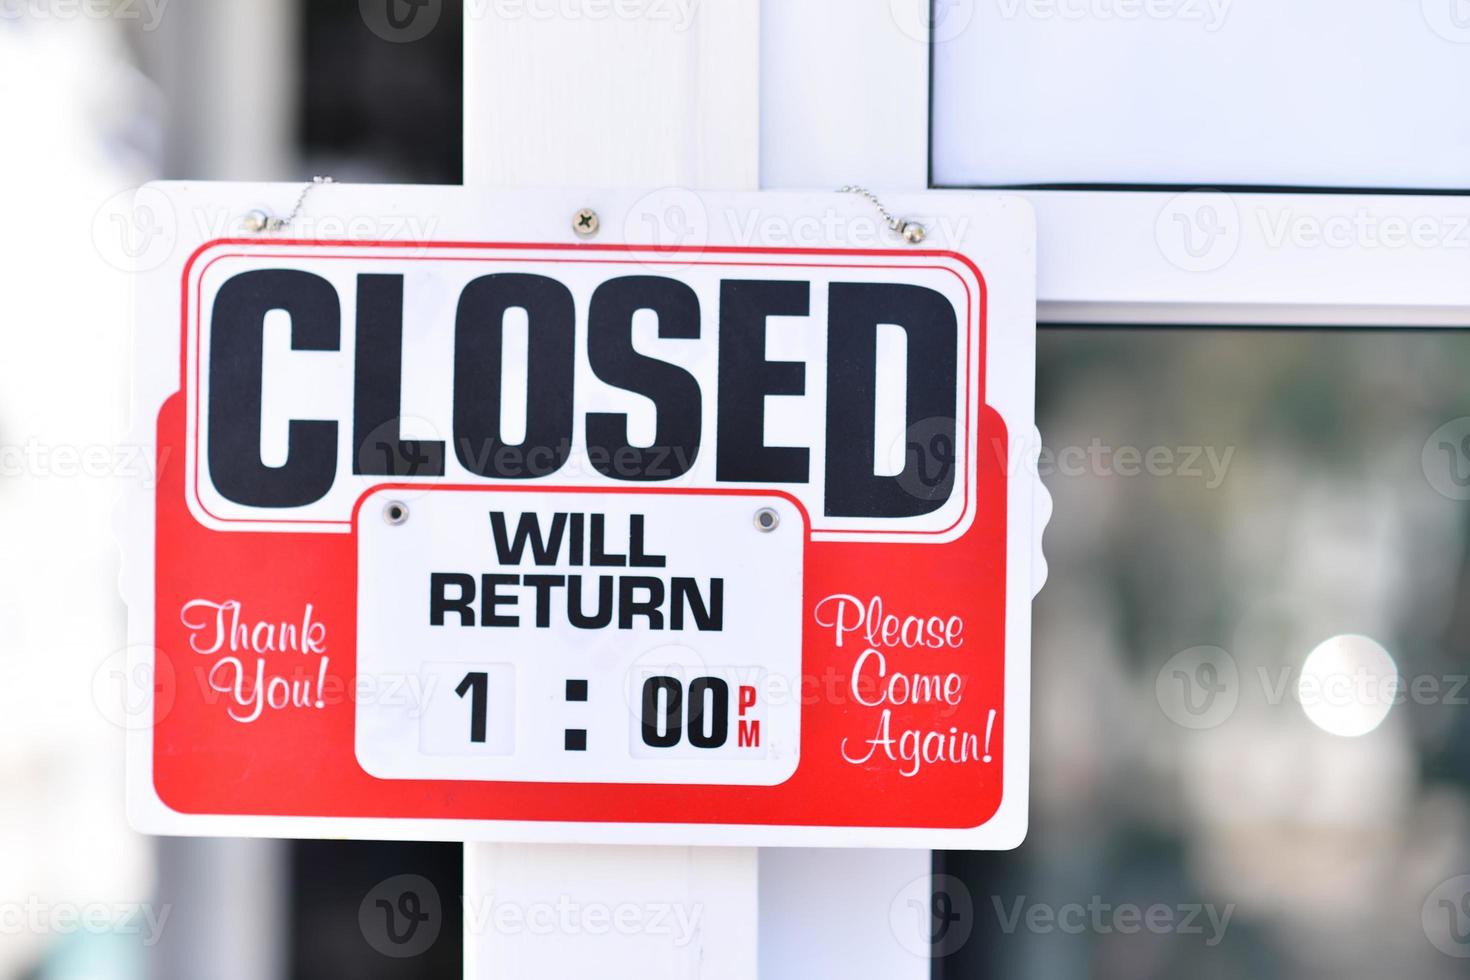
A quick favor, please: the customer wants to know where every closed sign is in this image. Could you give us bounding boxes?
[123,185,1038,848]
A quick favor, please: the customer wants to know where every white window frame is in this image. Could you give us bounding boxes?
[755,5,1470,328]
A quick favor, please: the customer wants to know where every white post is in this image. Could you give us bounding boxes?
[754,2,935,975]
[462,3,934,976]
[464,1,758,189]
[462,5,760,979]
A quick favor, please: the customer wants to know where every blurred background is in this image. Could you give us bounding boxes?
[942,330,1470,978]
[4,1,1470,978]
[0,4,463,979]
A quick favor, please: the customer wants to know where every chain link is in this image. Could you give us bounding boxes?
[837,185,927,244]
[244,176,336,234]
[243,179,923,243]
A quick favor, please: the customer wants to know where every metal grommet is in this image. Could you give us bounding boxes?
[754,507,780,533]
[243,209,270,233]
[901,221,926,244]
[573,208,600,237]
[383,500,409,526]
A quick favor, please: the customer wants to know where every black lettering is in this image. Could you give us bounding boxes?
[589,513,626,567]
[628,514,666,568]
[568,512,585,566]
[687,676,729,749]
[430,572,476,626]
[670,577,723,631]
[208,269,339,506]
[480,573,520,626]
[641,676,682,748]
[567,575,613,629]
[716,280,810,483]
[353,274,446,477]
[489,511,567,566]
[824,282,958,517]
[522,574,566,628]
[453,274,575,478]
[618,576,665,629]
[585,276,701,480]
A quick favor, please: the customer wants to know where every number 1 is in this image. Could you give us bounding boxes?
[456,671,488,743]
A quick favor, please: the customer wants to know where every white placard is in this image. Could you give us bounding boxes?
[355,488,803,785]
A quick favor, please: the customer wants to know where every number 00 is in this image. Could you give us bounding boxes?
[640,675,729,749]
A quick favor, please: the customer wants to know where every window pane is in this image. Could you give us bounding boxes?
[931,1,1470,189]
[940,327,1470,977]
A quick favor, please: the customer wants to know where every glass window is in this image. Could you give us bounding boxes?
[931,2,1470,189]
[940,326,1470,978]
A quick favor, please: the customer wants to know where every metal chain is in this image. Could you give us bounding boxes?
[836,185,926,244]
[244,179,923,243]
[244,176,336,233]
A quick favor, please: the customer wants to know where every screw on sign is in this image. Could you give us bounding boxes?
[123,187,1039,848]
[573,208,600,237]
